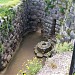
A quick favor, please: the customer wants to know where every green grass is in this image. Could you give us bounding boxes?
[0,0,20,6]
[55,42,73,53]
[0,0,11,3]
[0,0,21,17]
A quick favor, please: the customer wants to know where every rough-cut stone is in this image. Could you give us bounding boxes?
[44,51,51,57]
[2,61,7,68]
[7,55,12,62]
[34,49,39,54]
[3,54,8,61]
[37,53,43,58]
[0,0,74,71]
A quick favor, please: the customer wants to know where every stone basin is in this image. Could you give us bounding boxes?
[37,41,51,53]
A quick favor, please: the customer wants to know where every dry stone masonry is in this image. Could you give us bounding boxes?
[0,2,26,71]
[0,0,75,71]
[0,0,35,71]
[28,0,75,57]
[28,0,75,42]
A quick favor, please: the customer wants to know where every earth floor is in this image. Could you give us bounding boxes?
[3,30,45,75]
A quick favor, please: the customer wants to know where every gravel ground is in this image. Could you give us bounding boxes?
[36,51,73,75]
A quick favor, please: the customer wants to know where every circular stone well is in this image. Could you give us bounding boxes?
[34,41,52,57]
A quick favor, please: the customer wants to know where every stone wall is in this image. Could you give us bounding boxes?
[26,0,45,31]
[0,0,75,71]
[0,0,33,71]
[28,0,75,42]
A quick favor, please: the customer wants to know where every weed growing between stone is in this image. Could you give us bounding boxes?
[0,0,22,71]
[0,43,4,53]
[0,7,15,54]
[0,0,20,54]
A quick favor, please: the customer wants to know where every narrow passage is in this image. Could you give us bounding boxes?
[4,30,44,75]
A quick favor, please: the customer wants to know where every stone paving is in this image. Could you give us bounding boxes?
[37,51,72,75]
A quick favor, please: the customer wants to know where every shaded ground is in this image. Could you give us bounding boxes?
[4,30,44,75]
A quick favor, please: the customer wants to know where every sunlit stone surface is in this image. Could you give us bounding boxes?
[37,51,72,75]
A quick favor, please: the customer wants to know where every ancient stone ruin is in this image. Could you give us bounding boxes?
[0,0,75,72]
[34,41,52,57]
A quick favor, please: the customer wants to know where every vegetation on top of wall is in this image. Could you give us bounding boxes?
[0,0,21,54]
[60,0,73,26]
[45,0,56,14]
[45,0,68,14]
[0,0,20,6]
[0,7,16,37]
[44,0,73,26]
[0,0,21,37]
[55,42,73,53]
[0,43,4,53]
[0,0,20,17]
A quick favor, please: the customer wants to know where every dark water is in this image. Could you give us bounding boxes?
[4,30,45,75]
